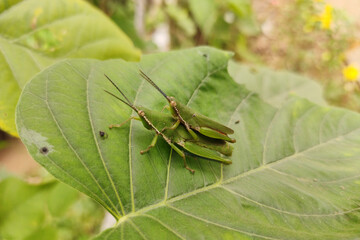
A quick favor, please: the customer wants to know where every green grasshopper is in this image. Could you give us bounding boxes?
[104,75,233,173]
[139,70,236,143]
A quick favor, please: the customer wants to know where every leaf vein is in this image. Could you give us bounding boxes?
[167,205,280,240]
[142,214,186,240]
[128,219,149,240]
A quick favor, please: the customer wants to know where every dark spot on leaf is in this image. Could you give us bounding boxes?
[40,147,48,154]
[235,120,240,124]
[99,131,108,139]
[203,53,208,58]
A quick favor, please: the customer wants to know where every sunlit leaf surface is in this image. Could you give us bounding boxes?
[17,47,360,239]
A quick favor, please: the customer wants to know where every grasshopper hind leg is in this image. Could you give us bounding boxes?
[168,142,195,174]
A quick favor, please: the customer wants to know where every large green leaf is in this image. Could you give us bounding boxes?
[16,47,360,239]
[228,61,327,107]
[0,0,140,137]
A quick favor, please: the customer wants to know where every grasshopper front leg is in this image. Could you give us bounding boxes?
[109,116,140,129]
[140,134,158,154]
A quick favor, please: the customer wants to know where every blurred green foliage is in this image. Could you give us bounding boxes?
[0,177,104,240]
[88,0,259,60]
[0,0,140,137]
[88,0,360,112]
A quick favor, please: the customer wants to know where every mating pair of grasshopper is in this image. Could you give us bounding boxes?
[104,71,236,173]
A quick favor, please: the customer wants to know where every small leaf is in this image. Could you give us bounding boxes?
[17,47,360,239]
[0,0,140,137]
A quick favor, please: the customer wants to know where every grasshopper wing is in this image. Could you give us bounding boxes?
[174,101,236,142]
[182,141,232,164]
[198,127,235,143]
[175,101,234,134]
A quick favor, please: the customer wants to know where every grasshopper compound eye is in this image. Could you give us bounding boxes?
[170,100,176,107]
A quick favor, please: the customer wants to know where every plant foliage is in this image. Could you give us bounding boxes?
[0,0,140,137]
[17,47,360,239]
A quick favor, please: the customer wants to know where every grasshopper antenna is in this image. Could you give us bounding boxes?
[139,70,171,103]
[104,74,133,106]
[104,89,138,112]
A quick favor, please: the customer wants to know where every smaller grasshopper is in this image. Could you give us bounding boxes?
[104,75,233,173]
[139,70,236,143]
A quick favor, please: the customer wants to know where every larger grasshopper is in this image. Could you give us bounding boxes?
[104,75,233,173]
[139,70,236,143]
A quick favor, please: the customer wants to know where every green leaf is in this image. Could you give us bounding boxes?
[24,226,57,240]
[17,47,360,239]
[166,4,196,37]
[0,177,103,239]
[228,61,327,107]
[110,4,146,49]
[227,0,259,36]
[0,178,57,239]
[0,0,140,137]
[188,0,216,37]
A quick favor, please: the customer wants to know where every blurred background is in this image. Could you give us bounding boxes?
[1,0,360,238]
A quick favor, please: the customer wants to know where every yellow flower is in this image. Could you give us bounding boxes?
[343,65,359,81]
[320,4,333,29]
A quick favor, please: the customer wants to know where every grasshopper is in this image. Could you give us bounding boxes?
[104,75,233,173]
[139,70,236,143]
